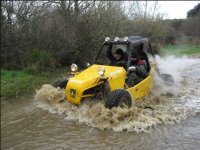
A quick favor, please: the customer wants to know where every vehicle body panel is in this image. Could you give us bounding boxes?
[66,65,126,104]
[127,64,155,100]
[66,63,155,105]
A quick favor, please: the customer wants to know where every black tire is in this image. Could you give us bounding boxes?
[102,81,110,99]
[126,72,141,87]
[105,89,132,109]
[52,78,68,89]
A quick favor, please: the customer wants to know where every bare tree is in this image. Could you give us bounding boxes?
[1,0,170,70]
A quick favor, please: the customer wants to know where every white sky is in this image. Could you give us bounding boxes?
[158,1,199,19]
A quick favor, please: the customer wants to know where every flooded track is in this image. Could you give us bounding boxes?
[1,56,200,150]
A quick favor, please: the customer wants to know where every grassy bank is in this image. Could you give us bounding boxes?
[1,69,67,100]
[161,44,200,56]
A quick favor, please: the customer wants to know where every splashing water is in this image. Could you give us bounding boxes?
[153,55,198,95]
[34,56,200,132]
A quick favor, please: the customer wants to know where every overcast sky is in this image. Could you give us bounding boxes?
[158,1,199,19]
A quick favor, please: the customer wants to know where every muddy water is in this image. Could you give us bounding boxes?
[1,57,200,150]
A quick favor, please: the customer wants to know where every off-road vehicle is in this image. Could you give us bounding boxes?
[53,36,173,108]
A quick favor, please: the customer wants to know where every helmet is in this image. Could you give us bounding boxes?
[115,48,123,55]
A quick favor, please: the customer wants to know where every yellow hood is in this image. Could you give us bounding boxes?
[66,65,126,104]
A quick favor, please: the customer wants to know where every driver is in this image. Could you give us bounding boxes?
[107,45,127,68]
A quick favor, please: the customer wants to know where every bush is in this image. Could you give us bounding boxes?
[24,49,56,73]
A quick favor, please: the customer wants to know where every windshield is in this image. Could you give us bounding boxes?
[95,44,127,65]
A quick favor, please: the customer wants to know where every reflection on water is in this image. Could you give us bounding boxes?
[1,57,200,149]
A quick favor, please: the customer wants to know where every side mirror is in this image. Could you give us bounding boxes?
[128,66,136,72]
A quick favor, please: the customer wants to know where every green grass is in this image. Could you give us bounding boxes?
[1,69,67,99]
[161,44,200,56]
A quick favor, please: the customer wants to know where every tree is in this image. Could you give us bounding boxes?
[1,1,170,70]
[187,3,200,18]
[127,1,168,42]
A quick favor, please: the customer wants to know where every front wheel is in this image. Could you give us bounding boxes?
[105,89,132,109]
[52,77,68,89]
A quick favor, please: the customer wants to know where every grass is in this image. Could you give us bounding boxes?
[1,68,67,100]
[161,44,200,56]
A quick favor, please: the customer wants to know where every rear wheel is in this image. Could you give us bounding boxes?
[105,89,132,109]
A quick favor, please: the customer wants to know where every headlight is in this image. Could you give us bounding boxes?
[71,63,78,72]
[105,37,110,42]
[124,37,129,41]
[128,66,136,72]
[114,37,119,42]
[86,62,91,67]
[98,66,105,76]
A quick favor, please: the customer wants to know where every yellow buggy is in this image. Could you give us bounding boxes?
[53,36,173,108]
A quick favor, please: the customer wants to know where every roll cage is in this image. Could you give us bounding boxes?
[94,36,154,71]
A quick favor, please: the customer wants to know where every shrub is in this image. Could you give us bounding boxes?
[24,49,56,73]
